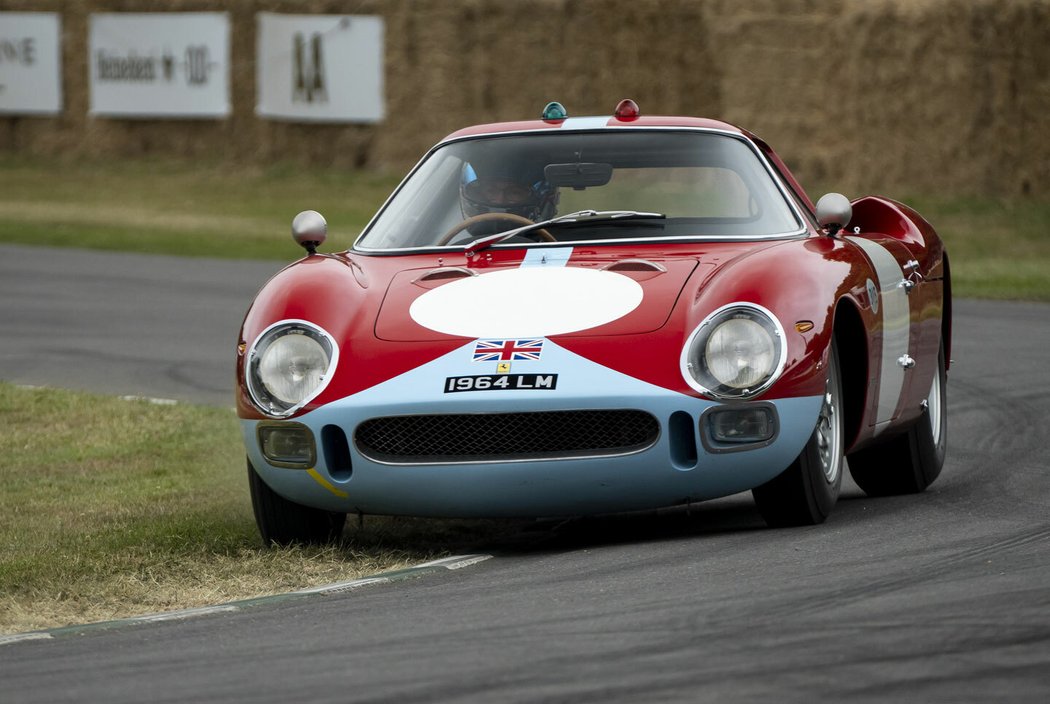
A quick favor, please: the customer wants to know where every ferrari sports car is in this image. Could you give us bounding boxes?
[237,99,950,545]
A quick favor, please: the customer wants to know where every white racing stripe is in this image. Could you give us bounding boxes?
[560,116,611,130]
[847,236,910,433]
[521,247,573,267]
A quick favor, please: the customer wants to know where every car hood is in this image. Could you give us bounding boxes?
[374,249,701,342]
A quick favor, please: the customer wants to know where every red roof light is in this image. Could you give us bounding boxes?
[613,99,640,120]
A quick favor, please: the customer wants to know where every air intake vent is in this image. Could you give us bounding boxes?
[354,409,659,464]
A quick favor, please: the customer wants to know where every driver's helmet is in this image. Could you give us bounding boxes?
[460,164,558,222]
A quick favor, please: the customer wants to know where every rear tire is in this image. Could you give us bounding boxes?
[753,340,844,527]
[247,458,346,546]
[848,341,947,496]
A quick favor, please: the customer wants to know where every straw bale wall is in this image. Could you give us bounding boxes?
[1,0,1047,197]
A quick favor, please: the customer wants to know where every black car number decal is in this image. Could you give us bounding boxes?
[444,374,558,393]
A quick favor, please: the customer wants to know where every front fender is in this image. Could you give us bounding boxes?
[236,254,374,419]
[688,236,870,401]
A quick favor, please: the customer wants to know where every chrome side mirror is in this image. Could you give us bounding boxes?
[815,193,852,236]
[292,210,327,254]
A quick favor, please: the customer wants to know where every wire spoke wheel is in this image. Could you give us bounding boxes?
[817,374,844,484]
[753,339,844,527]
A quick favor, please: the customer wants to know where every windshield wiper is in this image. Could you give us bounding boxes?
[463,210,666,256]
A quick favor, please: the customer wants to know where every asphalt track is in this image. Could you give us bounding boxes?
[2,244,1049,702]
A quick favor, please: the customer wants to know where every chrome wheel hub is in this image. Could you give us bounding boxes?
[816,377,843,484]
[928,366,943,446]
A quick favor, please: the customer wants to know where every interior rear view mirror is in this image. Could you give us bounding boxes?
[544,162,614,190]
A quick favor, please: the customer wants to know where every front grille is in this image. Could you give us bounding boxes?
[354,410,660,464]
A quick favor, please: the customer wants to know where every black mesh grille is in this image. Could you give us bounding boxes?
[354,410,659,464]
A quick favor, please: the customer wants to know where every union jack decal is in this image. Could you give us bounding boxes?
[473,339,544,362]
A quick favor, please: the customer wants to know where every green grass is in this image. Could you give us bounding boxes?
[0,383,510,635]
[903,195,1050,301]
[0,156,401,259]
[2,157,1049,299]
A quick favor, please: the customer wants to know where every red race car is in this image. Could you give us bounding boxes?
[237,99,950,545]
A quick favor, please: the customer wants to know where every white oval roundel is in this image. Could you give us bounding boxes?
[409,266,643,338]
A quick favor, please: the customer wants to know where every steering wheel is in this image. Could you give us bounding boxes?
[437,212,555,246]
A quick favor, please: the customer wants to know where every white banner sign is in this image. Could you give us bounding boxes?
[0,13,62,115]
[256,13,384,123]
[89,13,230,118]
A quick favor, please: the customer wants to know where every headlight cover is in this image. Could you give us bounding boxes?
[246,320,338,417]
[681,303,787,399]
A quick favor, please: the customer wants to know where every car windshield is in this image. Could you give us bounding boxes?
[355,130,804,250]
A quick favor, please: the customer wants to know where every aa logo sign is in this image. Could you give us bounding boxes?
[257,14,384,123]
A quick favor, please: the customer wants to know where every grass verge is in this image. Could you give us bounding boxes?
[0,156,401,259]
[902,195,1050,301]
[2,157,1049,300]
[0,383,507,636]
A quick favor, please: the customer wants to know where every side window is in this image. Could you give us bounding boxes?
[776,173,818,229]
[756,143,818,228]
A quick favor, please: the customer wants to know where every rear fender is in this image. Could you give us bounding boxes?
[850,196,946,281]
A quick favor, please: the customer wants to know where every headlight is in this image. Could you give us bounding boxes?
[681,303,786,399]
[246,320,338,417]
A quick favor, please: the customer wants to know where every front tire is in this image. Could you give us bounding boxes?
[247,458,346,546]
[752,340,844,527]
[848,341,947,496]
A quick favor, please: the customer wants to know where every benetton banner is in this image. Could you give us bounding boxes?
[89,13,230,118]
[256,13,384,123]
[0,12,62,115]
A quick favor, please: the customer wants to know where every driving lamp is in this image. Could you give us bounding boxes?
[682,304,786,399]
[258,422,316,468]
[247,321,337,417]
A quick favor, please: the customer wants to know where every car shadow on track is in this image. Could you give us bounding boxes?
[469,480,901,556]
[336,498,767,559]
[339,481,913,561]
[454,496,774,557]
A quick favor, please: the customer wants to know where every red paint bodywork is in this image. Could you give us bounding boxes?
[237,115,949,458]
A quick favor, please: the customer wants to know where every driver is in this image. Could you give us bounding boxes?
[460,164,559,225]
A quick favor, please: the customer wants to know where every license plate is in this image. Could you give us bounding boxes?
[444,374,558,393]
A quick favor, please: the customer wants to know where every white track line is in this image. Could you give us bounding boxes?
[0,554,493,646]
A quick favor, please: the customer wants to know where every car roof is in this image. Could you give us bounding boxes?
[440,114,750,144]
